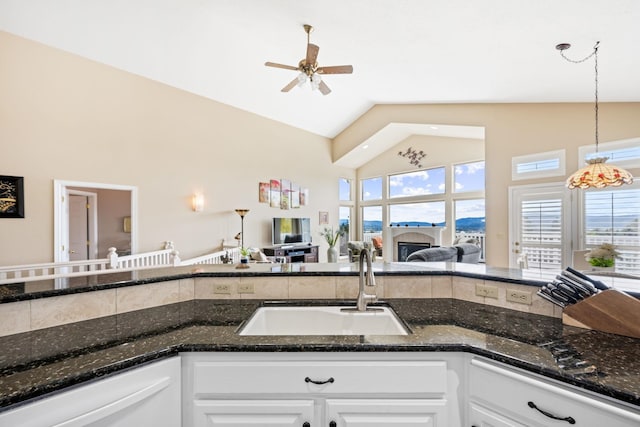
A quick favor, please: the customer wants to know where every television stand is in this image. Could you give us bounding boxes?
[262,244,319,263]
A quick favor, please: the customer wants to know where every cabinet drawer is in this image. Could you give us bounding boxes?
[469,358,640,426]
[192,360,447,396]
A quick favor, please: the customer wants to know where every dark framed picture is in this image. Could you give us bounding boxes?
[0,175,24,218]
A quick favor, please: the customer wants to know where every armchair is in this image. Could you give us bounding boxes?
[347,241,375,262]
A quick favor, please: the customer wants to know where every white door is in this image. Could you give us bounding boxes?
[509,183,572,270]
[67,190,98,261]
[326,399,447,427]
[69,194,89,261]
[192,399,315,427]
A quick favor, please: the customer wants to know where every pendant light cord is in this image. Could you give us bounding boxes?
[558,41,600,152]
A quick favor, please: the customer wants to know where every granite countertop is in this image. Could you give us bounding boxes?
[0,262,553,303]
[1,298,639,412]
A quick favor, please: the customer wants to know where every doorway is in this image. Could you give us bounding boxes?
[67,190,98,260]
[54,180,138,262]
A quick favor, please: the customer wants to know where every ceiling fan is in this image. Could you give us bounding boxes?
[265,24,353,95]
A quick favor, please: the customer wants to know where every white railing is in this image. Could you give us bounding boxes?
[179,247,241,265]
[0,241,179,285]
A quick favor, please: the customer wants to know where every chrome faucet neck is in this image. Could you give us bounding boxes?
[356,249,377,311]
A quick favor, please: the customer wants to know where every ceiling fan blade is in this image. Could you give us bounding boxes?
[318,80,331,95]
[316,65,353,75]
[306,43,319,66]
[281,77,299,92]
[265,62,299,71]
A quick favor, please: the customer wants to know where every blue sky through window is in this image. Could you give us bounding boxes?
[362,177,382,200]
[454,161,485,193]
[389,168,445,198]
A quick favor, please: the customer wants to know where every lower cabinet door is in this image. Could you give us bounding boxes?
[325,398,448,427]
[193,399,315,427]
[468,402,527,427]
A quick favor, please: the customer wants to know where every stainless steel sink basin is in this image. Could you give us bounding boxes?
[237,305,409,336]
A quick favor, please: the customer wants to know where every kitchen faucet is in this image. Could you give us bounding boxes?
[349,248,378,311]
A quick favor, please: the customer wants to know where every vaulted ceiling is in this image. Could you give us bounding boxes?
[1,0,639,140]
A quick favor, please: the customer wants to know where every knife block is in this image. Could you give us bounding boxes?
[562,289,640,339]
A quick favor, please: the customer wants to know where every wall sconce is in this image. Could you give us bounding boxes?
[192,194,204,212]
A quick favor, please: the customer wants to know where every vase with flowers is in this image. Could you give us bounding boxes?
[320,226,344,263]
[585,243,620,270]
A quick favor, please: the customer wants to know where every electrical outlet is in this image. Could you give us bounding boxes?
[475,284,498,299]
[507,289,532,305]
[214,284,231,294]
[237,283,255,294]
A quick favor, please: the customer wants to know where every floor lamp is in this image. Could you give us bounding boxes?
[235,209,250,268]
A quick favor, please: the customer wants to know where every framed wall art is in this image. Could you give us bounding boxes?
[0,175,24,218]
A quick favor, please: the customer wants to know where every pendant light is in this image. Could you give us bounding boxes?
[557,42,634,189]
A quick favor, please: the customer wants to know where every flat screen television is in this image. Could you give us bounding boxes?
[272,217,312,246]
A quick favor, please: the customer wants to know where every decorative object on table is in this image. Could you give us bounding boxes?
[585,243,620,269]
[556,42,634,189]
[320,226,343,263]
[0,175,24,218]
[397,147,426,168]
[258,182,270,203]
[234,209,250,268]
[239,247,251,264]
[264,24,353,96]
[319,211,329,225]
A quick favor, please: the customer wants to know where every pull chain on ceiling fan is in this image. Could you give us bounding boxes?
[265,24,353,95]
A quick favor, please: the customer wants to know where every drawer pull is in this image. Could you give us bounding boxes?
[305,376,335,385]
[527,401,576,424]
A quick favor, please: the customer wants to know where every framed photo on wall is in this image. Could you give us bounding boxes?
[0,175,24,218]
[319,211,329,225]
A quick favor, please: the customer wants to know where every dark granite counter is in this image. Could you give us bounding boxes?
[0,262,555,303]
[1,298,639,412]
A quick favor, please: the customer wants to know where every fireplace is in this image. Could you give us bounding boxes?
[397,242,432,262]
[383,226,444,262]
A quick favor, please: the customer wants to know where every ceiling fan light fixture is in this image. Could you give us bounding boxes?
[296,72,307,87]
[310,73,322,90]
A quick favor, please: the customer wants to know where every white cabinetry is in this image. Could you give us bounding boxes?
[182,352,463,427]
[0,357,181,427]
[468,357,640,427]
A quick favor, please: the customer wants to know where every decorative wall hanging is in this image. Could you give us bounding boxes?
[0,175,24,218]
[258,182,270,203]
[261,178,308,209]
[398,147,426,168]
[269,179,281,208]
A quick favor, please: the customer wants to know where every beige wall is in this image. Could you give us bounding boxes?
[2,31,639,268]
[0,31,354,264]
[333,103,640,267]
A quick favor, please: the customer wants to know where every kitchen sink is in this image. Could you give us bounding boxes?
[237,305,409,336]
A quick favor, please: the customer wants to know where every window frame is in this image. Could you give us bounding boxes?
[512,149,566,181]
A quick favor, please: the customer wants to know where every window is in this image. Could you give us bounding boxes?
[389,167,445,198]
[362,205,382,240]
[454,161,485,193]
[338,206,351,256]
[389,202,446,226]
[584,187,640,275]
[361,177,382,201]
[579,138,640,169]
[455,199,485,233]
[512,150,566,180]
[519,197,564,270]
[339,178,352,201]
